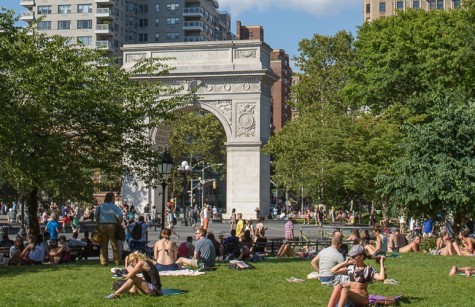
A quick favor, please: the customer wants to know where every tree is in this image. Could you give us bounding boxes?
[167,111,226,167]
[0,10,191,236]
[346,5,475,114]
[265,31,402,209]
[377,93,475,228]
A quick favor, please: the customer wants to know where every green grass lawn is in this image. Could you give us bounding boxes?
[0,253,474,306]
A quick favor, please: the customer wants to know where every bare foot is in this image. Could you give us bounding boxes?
[449,266,457,276]
[465,269,471,277]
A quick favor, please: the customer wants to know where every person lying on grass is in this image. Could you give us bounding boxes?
[105,252,162,299]
[399,235,420,253]
[449,266,475,277]
[329,245,386,307]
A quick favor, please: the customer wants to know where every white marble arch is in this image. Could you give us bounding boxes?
[121,40,277,220]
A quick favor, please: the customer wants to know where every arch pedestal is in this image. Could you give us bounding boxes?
[121,40,277,220]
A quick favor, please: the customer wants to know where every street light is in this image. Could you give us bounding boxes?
[178,160,192,226]
[158,148,173,230]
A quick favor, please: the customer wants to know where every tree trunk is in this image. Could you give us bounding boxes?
[27,187,40,237]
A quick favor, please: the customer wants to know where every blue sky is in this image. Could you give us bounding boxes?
[3,0,363,70]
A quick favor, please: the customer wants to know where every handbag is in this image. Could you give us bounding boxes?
[91,205,102,244]
[91,226,103,244]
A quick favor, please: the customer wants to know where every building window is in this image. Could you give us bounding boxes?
[138,18,148,27]
[77,36,92,46]
[155,5,160,12]
[37,21,51,30]
[366,4,370,13]
[379,2,386,13]
[166,32,179,39]
[138,33,148,42]
[413,0,420,9]
[138,5,148,13]
[429,0,436,9]
[167,4,180,11]
[77,20,92,29]
[128,17,136,26]
[155,33,160,42]
[58,5,71,14]
[454,0,461,8]
[37,6,52,15]
[437,0,444,9]
[58,20,71,30]
[396,1,404,9]
[77,4,92,14]
[128,3,137,13]
[166,17,179,25]
[155,18,160,27]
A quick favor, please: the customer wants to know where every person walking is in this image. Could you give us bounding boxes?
[95,192,123,266]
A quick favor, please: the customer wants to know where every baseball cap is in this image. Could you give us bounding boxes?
[348,244,365,257]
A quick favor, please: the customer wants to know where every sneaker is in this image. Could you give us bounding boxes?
[104,293,118,299]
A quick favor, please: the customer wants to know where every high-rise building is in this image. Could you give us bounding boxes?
[363,0,462,21]
[236,21,292,132]
[19,0,233,59]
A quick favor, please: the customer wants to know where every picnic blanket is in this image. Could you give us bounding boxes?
[159,269,205,276]
[368,294,402,306]
[161,288,188,296]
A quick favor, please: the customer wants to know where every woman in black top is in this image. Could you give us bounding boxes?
[105,252,162,299]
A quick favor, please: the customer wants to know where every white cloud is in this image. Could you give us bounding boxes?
[218,0,360,17]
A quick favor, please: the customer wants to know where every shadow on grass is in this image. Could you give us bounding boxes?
[0,260,102,277]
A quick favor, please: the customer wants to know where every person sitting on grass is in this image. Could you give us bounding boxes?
[457,230,474,256]
[364,227,388,258]
[49,235,71,264]
[21,234,46,265]
[8,237,25,265]
[449,266,475,277]
[438,231,462,256]
[153,228,178,271]
[399,235,421,253]
[329,245,386,307]
[177,236,194,258]
[105,252,162,299]
[237,229,253,260]
[175,227,216,269]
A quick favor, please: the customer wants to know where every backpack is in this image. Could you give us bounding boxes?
[131,222,142,240]
[172,214,177,225]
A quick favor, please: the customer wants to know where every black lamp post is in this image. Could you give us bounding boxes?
[178,161,192,226]
[158,148,173,230]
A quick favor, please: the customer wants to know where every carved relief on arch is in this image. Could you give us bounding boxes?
[236,103,256,138]
[201,100,232,127]
[235,49,257,59]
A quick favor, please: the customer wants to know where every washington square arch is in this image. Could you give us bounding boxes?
[121,40,278,220]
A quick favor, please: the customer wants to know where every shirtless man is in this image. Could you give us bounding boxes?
[399,235,420,253]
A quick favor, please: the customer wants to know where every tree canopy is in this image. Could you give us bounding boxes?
[266,4,475,224]
[0,10,191,235]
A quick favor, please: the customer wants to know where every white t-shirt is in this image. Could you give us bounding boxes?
[318,247,344,277]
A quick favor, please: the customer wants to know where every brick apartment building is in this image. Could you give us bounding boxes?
[364,0,461,21]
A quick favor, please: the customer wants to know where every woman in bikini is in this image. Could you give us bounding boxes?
[153,228,178,271]
[105,252,162,299]
[330,244,386,307]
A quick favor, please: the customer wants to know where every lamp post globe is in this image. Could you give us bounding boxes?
[158,148,173,230]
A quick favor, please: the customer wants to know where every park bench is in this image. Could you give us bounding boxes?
[68,243,101,261]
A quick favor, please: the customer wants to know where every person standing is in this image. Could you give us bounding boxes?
[284,216,295,241]
[229,208,237,231]
[166,209,180,239]
[235,213,245,240]
[95,192,123,266]
[201,205,210,230]
[45,213,61,245]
